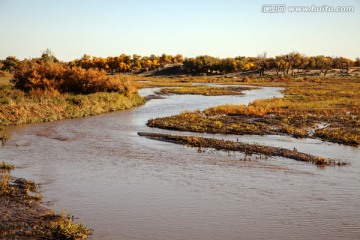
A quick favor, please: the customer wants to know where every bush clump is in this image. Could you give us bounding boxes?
[13,60,136,95]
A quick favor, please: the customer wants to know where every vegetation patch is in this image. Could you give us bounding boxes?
[0,162,91,239]
[147,78,360,146]
[0,161,14,172]
[13,60,137,95]
[0,55,147,129]
[138,132,346,166]
[158,86,254,96]
[47,212,91,240]
[0,76,145,127]
[132,75,197,89]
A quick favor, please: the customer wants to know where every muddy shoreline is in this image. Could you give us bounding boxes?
[0,165,91,239]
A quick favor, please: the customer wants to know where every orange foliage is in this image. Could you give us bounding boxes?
[13,60,136,95]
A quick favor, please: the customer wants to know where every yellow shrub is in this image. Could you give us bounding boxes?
[13,60,136,95]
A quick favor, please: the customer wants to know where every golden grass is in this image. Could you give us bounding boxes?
[47,211,91,239]
[147,78,360,145]
[13,60,137,95]
[0,76,145,127]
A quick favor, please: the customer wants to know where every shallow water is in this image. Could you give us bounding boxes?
[2,86,360,240]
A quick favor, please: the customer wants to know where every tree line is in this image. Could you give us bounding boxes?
[0,52,184,74]
[1,51,359,76]
[183,53,359,76]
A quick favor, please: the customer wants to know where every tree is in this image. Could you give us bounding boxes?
[1,56,20,73]
[307,56,317,70]
[107,56,118,73]
[355,57,360,67]
[173,54,184,63]
[257,52,267,76]
[131,54,142,71]
[140,57,154,71]
[183,58,196,73]
[265,57,277,69]
[75,54,93,69]
[220,58,236,74]
[285,52,303,75]
[195,56,220,74]
[159,54,173,65]
[317,56,333,77]
[234,56,248,71]
[92,57,108,71]
[41,48,58,63]
[275,55,287,76]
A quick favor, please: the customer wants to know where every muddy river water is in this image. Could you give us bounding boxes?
[2,86,360,239]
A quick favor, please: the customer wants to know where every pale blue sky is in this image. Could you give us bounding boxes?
[0,0,359,61]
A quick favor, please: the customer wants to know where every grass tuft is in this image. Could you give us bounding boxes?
[48,211,91,239]
[0,161,14,172]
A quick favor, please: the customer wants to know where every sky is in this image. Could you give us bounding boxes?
[0,0,359,61]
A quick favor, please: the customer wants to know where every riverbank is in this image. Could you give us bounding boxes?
[0,162,91,239]
[3,76,360,239]
[0,75,143,237]
[0,76,145,129]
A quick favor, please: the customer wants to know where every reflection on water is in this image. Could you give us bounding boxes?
[2,86,360,240]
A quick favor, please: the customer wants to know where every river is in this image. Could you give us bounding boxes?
[2,86,360,239]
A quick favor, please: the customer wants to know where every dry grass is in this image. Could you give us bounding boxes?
[147,78,360,145]
[138,132,346,166]
[47,211,91,240]
[158,86,254,96]
[13,60,137,95]
[0,162,91,239]
[0,76,145,127]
